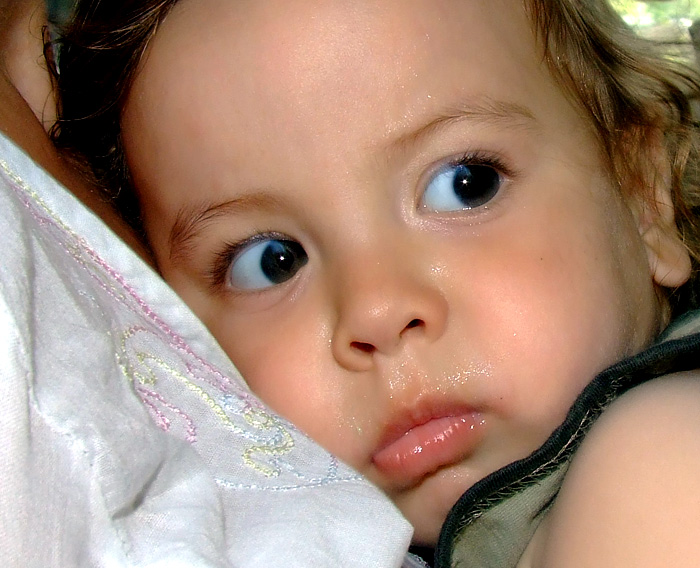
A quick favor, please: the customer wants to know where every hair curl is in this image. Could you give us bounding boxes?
[51,0,179,230]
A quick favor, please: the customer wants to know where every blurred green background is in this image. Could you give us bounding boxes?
[611,0,700,64]
[612,0,700,26]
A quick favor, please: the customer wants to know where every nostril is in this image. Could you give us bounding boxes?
[406,318,423,330]
[350,341,376,354]
[345,319,426,359]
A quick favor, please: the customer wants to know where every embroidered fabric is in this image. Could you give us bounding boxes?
[0,132,413,567]
[402,553,433,568]
[434,311,700,568]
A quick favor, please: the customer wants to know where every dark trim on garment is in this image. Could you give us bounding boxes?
[434,328,700,567]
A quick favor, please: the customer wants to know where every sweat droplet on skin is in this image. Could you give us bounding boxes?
[444,362,494,387]
[339,415,366,437]
[387,356,427,392]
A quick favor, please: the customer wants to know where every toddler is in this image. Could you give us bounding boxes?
[53,0,700,565]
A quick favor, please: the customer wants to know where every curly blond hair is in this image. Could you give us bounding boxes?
[526,0,700,309]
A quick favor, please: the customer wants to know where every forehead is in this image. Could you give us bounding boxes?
[127,0,559,132]
[155,0,538,87]
[123,0,579,205]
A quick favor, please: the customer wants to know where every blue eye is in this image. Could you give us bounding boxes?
[227,238,308,290]
[421,161,502,212]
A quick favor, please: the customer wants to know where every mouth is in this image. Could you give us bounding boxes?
[371,406,485,489]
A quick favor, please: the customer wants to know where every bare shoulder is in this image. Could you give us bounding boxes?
[531,370,700,568]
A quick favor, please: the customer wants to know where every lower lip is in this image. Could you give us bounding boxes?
[372,413,484,486]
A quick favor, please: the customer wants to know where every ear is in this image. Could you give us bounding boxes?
[631,135,691,289]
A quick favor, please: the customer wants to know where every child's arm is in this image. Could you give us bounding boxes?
[529,371,700,567]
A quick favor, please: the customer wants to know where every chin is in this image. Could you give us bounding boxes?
[397,465,478,546]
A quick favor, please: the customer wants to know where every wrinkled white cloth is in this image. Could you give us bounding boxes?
[0,132,413,567]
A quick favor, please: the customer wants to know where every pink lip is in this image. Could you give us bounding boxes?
[372,406,485,488]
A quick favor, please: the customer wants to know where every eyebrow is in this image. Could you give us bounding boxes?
[385,97,538,157]
[168,193,283,263]
[168,98,536,263]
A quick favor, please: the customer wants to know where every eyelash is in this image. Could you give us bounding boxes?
[442,150,516,186]
[204,150,517,291]
[419,149,517,213]
[206,230,286,291]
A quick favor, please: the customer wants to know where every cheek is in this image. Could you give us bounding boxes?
[210,305,368,463]
[452,191,656,425]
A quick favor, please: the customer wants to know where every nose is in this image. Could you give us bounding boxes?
[330,251,448,371]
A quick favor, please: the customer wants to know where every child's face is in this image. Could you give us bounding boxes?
[122,0,685,543]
